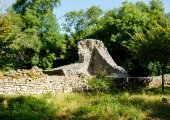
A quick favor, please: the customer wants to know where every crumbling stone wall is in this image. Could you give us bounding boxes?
[149,74,170,86]
[45,39,128,77]
[0,76,88,95]
[0,67,170,95]
[1,38,170,95]
[111,75,170,91]
[0,67,88,95]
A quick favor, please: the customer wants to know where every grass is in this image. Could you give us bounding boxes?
[0,87,170,120]
[0,95,58,120]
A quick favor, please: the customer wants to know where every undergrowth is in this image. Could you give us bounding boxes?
[0,78,170,120]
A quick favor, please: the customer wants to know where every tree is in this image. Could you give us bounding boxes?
[12,0,65,69]
[63,6,102,39]
[63,9,86,34]
[62,0,168,76]
[0,13,15,41]
[62,6,103,65]
[0,11,23,70]
[166,12,170,19]
[129,20,170,94]
[150,0,164,12]
[87,1,151,76]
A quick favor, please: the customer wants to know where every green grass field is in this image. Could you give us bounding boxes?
[0,86,170,120]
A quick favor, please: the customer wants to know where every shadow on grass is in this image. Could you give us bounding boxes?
[120,96,170,119]
[145,86,170,95]
[0,96,57,120]
[56,114,98,120]
[55,105,99,120]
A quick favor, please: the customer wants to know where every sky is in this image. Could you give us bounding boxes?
[55,0,170,18]
[54,0,170,30]
[1,0,170,25]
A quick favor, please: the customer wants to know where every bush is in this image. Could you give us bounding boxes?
[88,78,115,93]
[88,77,149,93]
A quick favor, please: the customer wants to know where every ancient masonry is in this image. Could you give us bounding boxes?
[0,67,88,95]
[0,39,128,95]
[0,39,169,95]
[45,39,128,77]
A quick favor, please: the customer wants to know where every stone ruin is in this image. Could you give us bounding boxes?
[0,66,45,80]
[45,39,128,77]
[0,39,170,95]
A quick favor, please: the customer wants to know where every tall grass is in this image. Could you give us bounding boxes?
[0,95,58,120]
[54,92,170,120]
[0,90,169,120]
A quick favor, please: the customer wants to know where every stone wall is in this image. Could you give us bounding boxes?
[113,77,152,91]
[112,75,170,91]
[0,76,88,95]
[149,74,170,86]
[1,74,170,95]
[0,67,88,95]
[0,66,170,95]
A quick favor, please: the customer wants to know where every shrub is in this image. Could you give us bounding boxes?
[88,77,149,93]
[88,78,115,93]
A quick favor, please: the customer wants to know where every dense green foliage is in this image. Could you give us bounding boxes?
[0,0,66,70]
[0,87,170,119]
[167,12,170,19]
[129,20,170,94]
[1,1,170,119]
[63,0,170,76]
[0,11,22,70]
[88,78,114,93]
[0,0,170,77]
[88,77,152,93]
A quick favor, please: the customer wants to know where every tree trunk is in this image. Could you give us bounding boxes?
[161,63,166,95]
[161,70,164,95]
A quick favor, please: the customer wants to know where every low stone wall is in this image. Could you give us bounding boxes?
[0,66,170,95]
[113,75,170,91]
[0,67,88,95]
[150,74,170,86]
[0,76,88,95]
[113,77,152,91]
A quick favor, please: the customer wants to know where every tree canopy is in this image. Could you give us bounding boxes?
[0,0,67,70]
[0,0,170,79]
[62,0,169,76]
[129,20,170,94]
